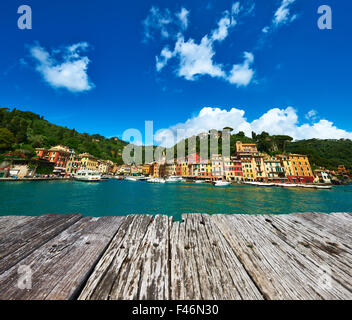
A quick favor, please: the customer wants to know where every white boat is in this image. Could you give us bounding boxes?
[256,182,276,187]
[74,170,101,182]
[214,181,231,187]
[136,175,148,181]
[275,183,298,188]
[125,176,138,181]
[315,185,332,189]
[165,176,181,183]
[147,177,166,183]
[301,184,332,189]
[195,180,205,184]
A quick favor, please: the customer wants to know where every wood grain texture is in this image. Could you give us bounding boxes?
[212,214,352,300]
[78,214,155,300]
[0,216,123,300]
[170,214,263,300]
[0,213,351,300]
[0,214,82,273]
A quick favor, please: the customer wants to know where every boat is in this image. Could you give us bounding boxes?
[147,178,166,183]
[275,183,298,188]
[136,175,148,181]
[195,180,205,184]
[252,182,275,187]
[315,185,332,189]
[300,184,332,189]
[165,176,181,183]
[74,170,102,182]
[125,176,138,181]
[213,181,231,187]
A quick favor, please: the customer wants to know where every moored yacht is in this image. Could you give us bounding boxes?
[165,176,181,183]
[213,180,231,187]
[125,176,138,181]
[74,170,102,182]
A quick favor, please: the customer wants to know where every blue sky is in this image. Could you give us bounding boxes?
[0,0,351,146]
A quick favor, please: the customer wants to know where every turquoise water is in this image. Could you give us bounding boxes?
[1,180,351,221]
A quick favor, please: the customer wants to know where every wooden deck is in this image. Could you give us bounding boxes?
[0,212,351,300]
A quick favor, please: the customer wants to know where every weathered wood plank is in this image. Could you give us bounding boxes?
[253,214,352,293]
[78,215,155,300]
[170,214,264,300]
[0,214,82,272]
[0,216,124,300]
[0,216,35,234]
[212,214,352,299]
[289,212,352,244]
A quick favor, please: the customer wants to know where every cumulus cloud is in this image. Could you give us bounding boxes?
[154,3,255,86]
[154,106,352,147]
[228,52,254,87]
[29,42,94,92]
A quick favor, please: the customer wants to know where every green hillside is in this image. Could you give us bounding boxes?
[0,108,127,164]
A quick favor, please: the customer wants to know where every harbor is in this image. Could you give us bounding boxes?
[1,179,351,219]
[0,212,351,300]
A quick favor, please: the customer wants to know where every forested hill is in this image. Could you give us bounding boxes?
[0,108,127,164]
[0,108,351,170]
[171,130,352,171]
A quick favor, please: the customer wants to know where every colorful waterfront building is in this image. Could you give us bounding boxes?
[199,160,212,179]
[65,153,82,175]
[141,164,152,176]
[211,154,225,181]
[239,154,255,181]
[314,169,331,184]
[79,153,99,171]
[187,154,202,179]
[165,162,177,177]
[264,156,286,183]
[253,153,267,182]
[235,141,258,154]
[98,160,112,174]
[152,162,165,178]
[223,156,243,182]
[277,154,314,183]
[176,160,183,177]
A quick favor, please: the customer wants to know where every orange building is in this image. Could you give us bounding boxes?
[278,154,314,183]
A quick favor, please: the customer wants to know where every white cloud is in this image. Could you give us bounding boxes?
[228,52,254,87]
[262,0,297,34]
[273,0,296,26]
[29,42,94,92]
[143,7,172,41]
[155,3,255,86]
[305,109,318,121]
[177,8,190,30]
[154,106,352,147]
[173,35,225,80]
[143,6,191,42]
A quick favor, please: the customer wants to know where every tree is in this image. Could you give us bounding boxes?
[0,128,15,151]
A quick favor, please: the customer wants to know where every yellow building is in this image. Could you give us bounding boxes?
[239,154,255,181]
[252,153,267,182]
[181,160,189,177]
[199,160,212,179]
[277,154,314,183]
[79,153,99,171]
[65,153,82,175]
[165,163,177,177]
[235,141,258,154]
